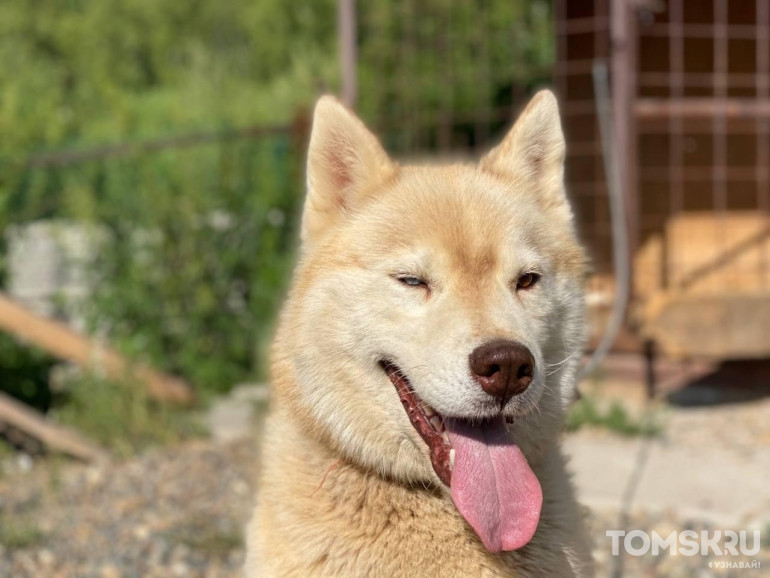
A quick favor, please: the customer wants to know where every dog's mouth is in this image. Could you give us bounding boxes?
[382,361,454,486]
[381,360,543,553]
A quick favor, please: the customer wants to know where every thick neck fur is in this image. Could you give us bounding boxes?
[247,366,594,577]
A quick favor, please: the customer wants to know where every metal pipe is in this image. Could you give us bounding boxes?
[580,61,631,379]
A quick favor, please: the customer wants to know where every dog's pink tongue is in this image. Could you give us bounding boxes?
[446,416,542,552]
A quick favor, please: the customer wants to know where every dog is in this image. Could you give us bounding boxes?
[246,90,594,577]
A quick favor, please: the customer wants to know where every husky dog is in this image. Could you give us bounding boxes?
[246,91,593,577]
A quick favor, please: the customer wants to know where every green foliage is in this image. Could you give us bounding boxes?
[0,0,337,156]
[0,0,317,393]
[0,334,55,410]
[358,0,554,150]
[566,395,662,438]
[0,0,555,398]
[0,439,14,465]
[84,138,301,391]
[53,374,207,457]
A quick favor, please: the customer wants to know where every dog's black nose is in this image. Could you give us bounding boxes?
[469,340,535,405]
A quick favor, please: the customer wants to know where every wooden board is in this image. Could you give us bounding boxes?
[0,292,193,404]
[632,211,770,358]
[641,293,770,359]
[634,211,770,298]
[0,391,108,462]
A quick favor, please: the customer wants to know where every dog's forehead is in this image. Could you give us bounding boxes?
[359,165,540,266]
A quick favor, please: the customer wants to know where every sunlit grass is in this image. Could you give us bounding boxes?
[52,374,207,458]
[566,394,662,438]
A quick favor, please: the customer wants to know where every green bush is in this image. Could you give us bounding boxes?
[566,395,662,438]
[81,138,302,393]
[53,373,207,457]
[0,0,330,397]
[2,135,302,397]
[0,0,554,399]
[0,334,55,411]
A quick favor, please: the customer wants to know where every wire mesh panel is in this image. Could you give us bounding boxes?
[635,0,770,299]
[556,0,770,287]
[355,0,554,156]
[553,0,613,276]
[556,0,770,358]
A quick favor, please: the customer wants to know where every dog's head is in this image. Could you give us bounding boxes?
[275,91,587,552]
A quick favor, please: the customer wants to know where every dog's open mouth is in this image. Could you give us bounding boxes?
[382,361,454,486]
[381,361,543,553]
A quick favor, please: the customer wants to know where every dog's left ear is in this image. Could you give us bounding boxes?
[480,90,571,219]
[302,96,395,248]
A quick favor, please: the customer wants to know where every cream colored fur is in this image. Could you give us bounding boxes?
[246,91,594,577]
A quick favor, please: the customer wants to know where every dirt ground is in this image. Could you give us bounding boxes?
[575,356,770,577]
[0,356,768,577]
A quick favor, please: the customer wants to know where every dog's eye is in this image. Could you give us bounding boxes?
[397,275,428,288]
[516,272,540,290]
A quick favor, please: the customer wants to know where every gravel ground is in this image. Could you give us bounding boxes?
[590,509,768,578]
[0,377,767,577]
[0,440,259,578]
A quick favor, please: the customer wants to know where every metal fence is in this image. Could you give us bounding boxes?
[554,0,770,362]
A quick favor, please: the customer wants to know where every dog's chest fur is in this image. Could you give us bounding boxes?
[247,408,589,577]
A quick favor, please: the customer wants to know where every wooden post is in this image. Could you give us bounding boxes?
[0,292,194,404]
[0,391,108,462]
[644,339,656,399]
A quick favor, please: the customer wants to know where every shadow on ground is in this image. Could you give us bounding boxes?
[666,359,770,407]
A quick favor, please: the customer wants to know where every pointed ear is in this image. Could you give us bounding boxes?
[480,90,570,217]
[302,96,395,247]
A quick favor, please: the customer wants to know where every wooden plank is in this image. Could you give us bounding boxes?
[0,292,194,404]
[0,391,108,462]
[634,212,770,298]
[641,294,770,359]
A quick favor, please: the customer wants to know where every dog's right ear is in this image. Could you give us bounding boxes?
[302,96,395,248]
[480,90,571,222]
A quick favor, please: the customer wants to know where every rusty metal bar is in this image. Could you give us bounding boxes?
[438,0,453,151]
[338,0,357,108]
[569,183,610,195]
[636,98,770,118]
[637,118,766,134]
[713,0,728,221]
[555,16,610,35]
[475,0,491,152]
[757,0,770,287]
[595,0,607,237]
[403,0,417,149]
[563,100,600,114]
[639,22,759,39]
[555,59,603,75]
[611,0,638,286]
[567,142,604,156]
[669,0,685,252]
[554,0,567,100]
[640,166,762,181]
[639,72,759,88]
